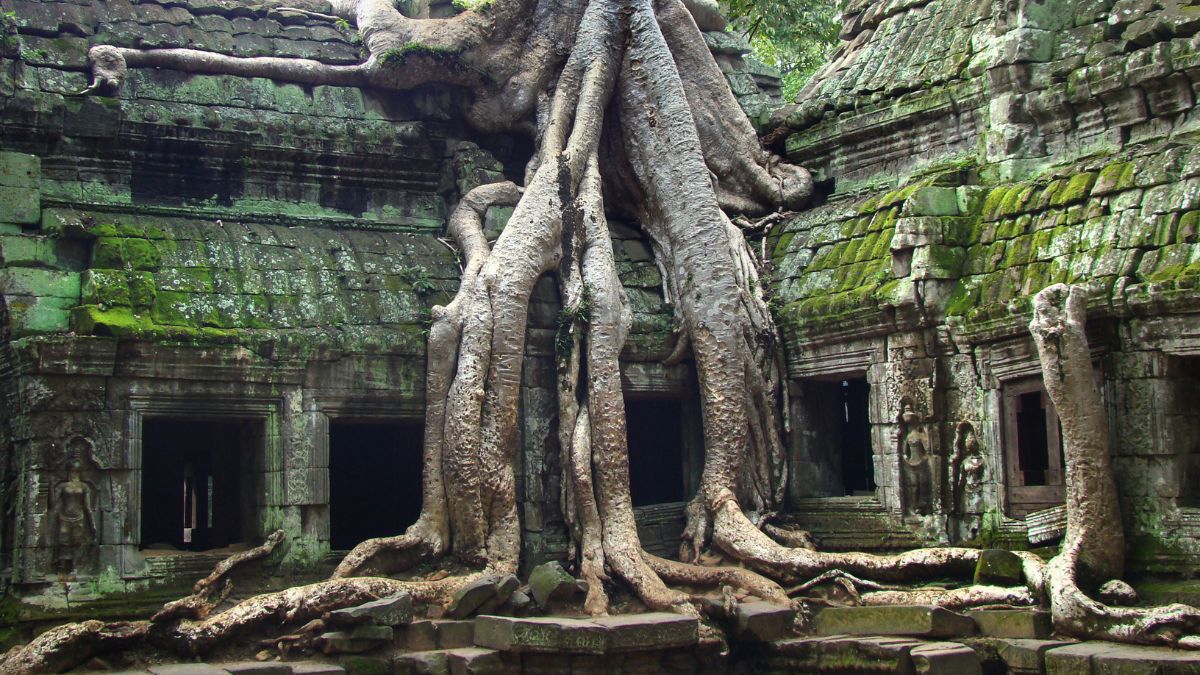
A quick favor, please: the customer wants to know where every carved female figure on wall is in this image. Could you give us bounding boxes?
[897,398,934,515]
[955,422,985,515]
[51,437,99,574]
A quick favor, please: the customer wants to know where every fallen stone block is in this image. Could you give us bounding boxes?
[910,641,982,674]
[317,625,394,655]
[447,577,499,619]
[995,638,1075,673]
[474,616,607,654]
[733,601,796,642]
[475,574,520,616]
[813,635,925,672]
[973,549,1025,586]
[591,612,698,652]
[330,594,414,627]
[967,609,1051,639]
[814,605,978,638]
[336,655,392,675]
[527,561,578,607]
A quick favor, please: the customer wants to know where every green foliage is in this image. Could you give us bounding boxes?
[452,0,494,11]
[554,285,593,361]
[724,0,840,100]
[399,264,436,296]
[0,10,21,57]
[334,17,352,31]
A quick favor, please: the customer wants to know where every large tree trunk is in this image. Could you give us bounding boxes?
[1031,284,1200,648]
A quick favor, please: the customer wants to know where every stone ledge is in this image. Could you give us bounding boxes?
[814,605,979,638]
[472,613,698,655]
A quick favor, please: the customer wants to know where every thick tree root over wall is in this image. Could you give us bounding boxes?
[5,0,1200,669]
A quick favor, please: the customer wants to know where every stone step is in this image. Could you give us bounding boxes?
[473,612,698,655]
[759,635,982,673]
[393,647,506,675]
[1044,641,1200,674]
[992,638,1076,674]
[400,619,476,651]
[814,605,979,639]
[966,609,1052,639]
[107,664,345,675]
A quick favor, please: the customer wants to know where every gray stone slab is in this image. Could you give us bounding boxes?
[432,619,476,649]
[329,593,414,626]
[473,616,607,654]
[214,662,291,674]
[148,666,229,675]
[1046,641,1200,674]
[814,605,978,638]
[393,650,450,675]
[734,601,795,642]
[967,609,1052,639]
[996,638,1076,673]
[590,612,699,652]
[288,665,346,675]
[445,647,505,675]
[909,641,982,674]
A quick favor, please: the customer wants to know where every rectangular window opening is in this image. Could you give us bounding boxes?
[140,418,259,553]
[1004,378,1065,517]
[328,421,424,551]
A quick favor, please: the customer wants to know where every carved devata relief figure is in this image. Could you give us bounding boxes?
[49,436,99,575]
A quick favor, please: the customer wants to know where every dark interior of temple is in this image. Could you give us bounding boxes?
[328,420,424,550]
[626,397,687,507]
[140,418,257,552]
[839,379,875,496]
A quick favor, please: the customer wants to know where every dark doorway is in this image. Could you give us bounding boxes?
[328,421,424,551]
[840,379,875,495]
[625,398,686,507]
[1003,378,1064,517]
[141,418,258,552]
[791,377,875,499]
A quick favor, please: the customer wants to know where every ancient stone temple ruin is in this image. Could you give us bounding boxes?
[0,0,1199,672]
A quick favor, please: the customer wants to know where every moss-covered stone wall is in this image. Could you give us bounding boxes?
[771,0,1200,569]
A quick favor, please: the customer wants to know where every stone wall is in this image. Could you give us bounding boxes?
[0,0,781,618]
[771,0,1200,567]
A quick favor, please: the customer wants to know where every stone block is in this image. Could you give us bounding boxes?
[967,609,1051,639]
[148,665,229,675]
[909,641,982,674]
[0,152,39,188]
[1046,641,1200,673]
[996,638,1075,673]
[289,665,346,675]
[904,187,961,216]
[445,647,505,675]
[394,650,450,675]
[527,560,578,607]
[590,613,698,652]
[213,662,291,674]
[329,593,414,626]
[813,606,978,638]
[733,601,795,642]
[433,620,476,649]
[336,655,391,675]
[973,549,1025,585]
[447,576,499,619]
[473,616,607,654]
[0,186,39,224]
[317,626,393,654]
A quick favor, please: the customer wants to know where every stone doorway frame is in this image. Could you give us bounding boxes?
[125,394,280,563]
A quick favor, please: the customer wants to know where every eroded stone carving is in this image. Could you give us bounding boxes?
[896,398,938,516]
[50,437,99,574]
